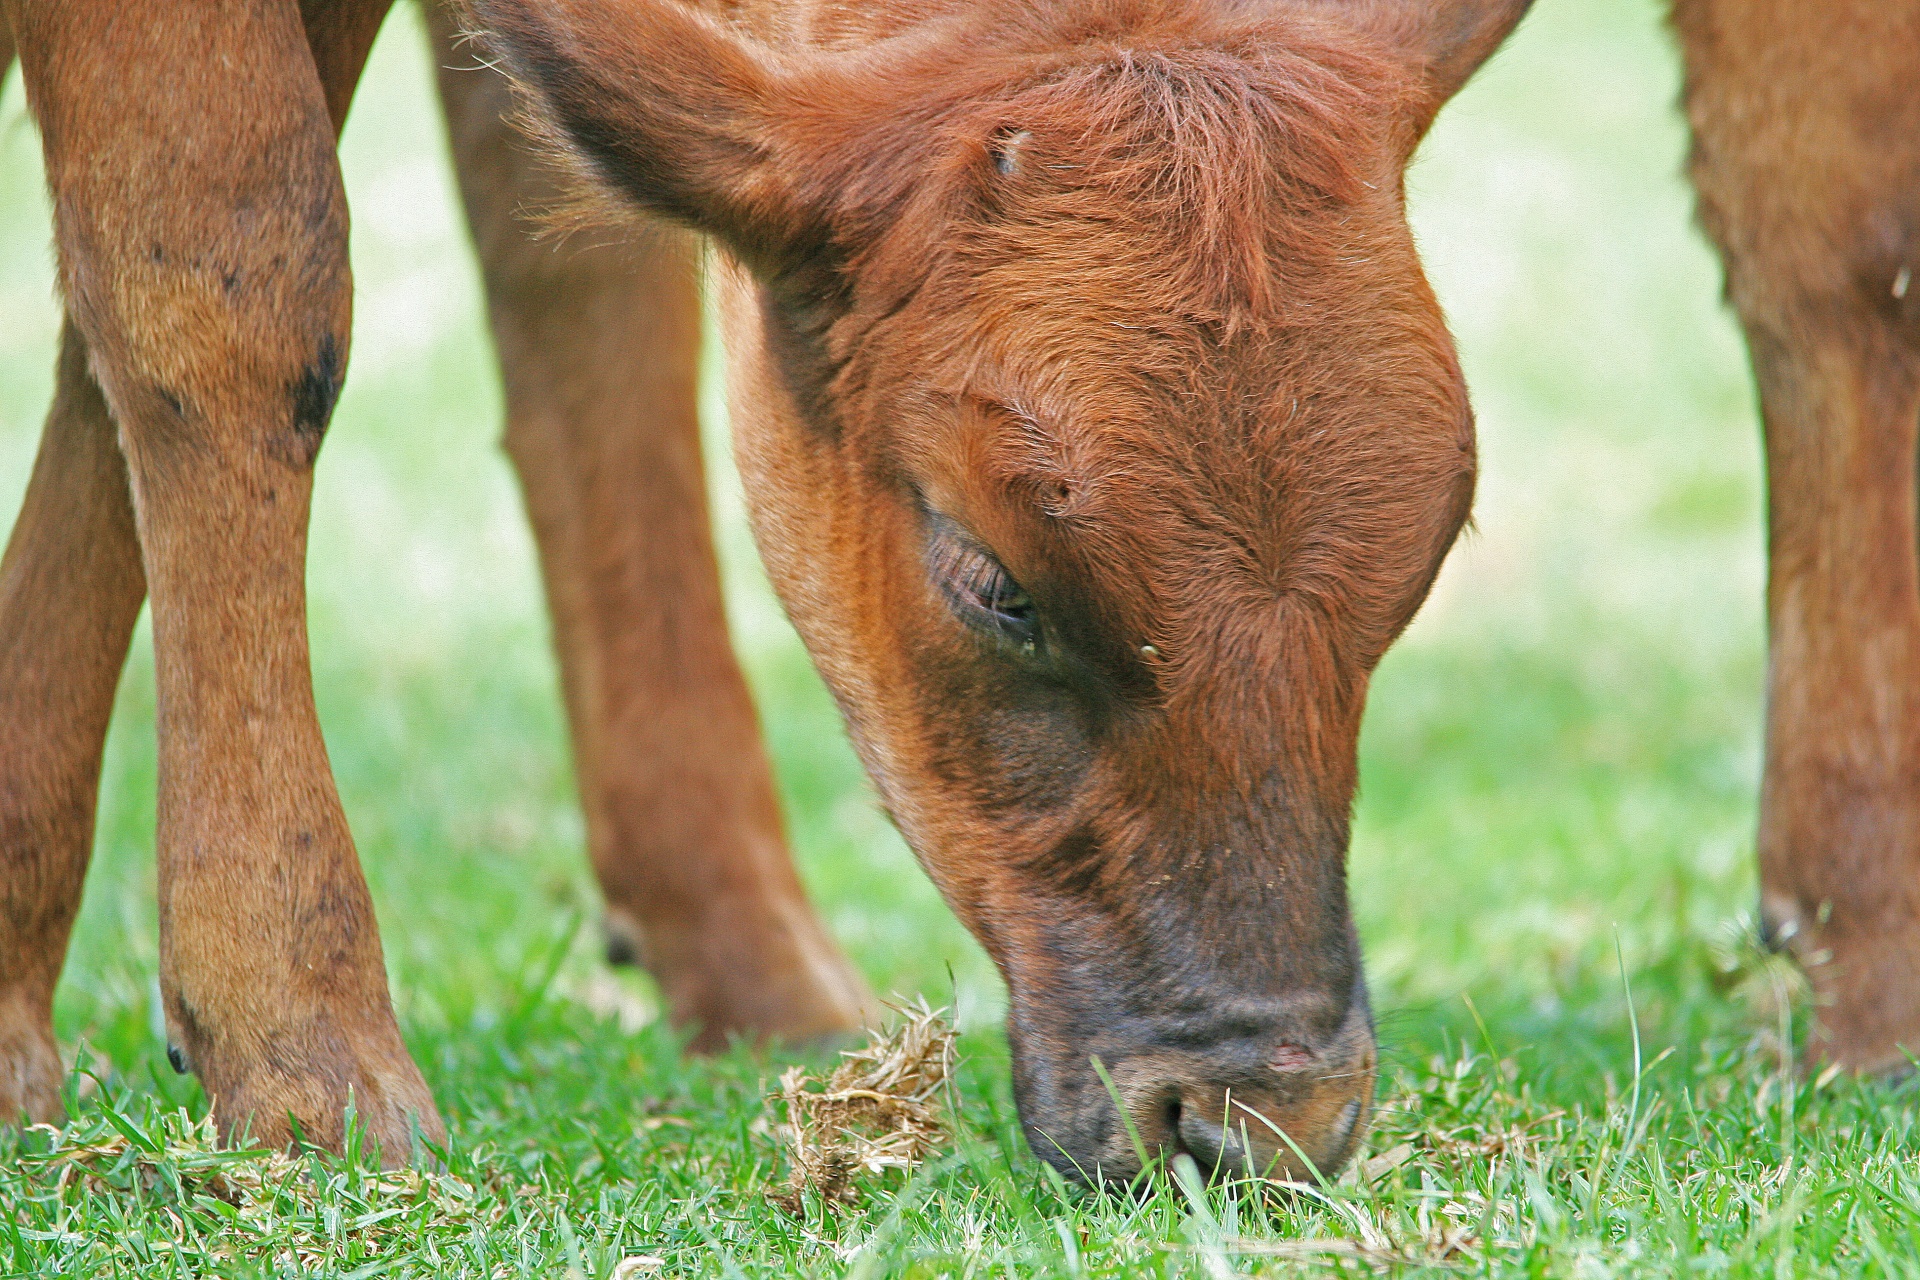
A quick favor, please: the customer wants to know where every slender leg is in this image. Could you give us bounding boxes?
[0,6,148,1127]
[0,323,147,1124]
[6,0,441,1155]
[428,5,871,1047]
[1677,1,1920,1069]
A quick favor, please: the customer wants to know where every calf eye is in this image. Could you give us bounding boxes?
[926,524,1039,650]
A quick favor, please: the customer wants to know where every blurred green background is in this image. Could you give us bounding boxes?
[0,0,1768,1115]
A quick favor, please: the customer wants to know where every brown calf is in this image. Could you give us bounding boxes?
[0,0,1914,1183]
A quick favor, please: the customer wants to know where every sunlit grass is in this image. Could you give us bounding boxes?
[4,0,1914,1275]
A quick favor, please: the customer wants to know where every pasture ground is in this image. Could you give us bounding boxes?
[3,1,1917,1275]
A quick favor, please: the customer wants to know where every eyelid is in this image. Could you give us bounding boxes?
[923,517,1039,645]
[927,534,1018,612]
[931,538,1012,603]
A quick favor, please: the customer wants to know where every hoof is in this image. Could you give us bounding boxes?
[601,904,874,1051]
[189,1018,444,1165]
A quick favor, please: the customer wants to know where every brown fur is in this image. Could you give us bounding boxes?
[5,0,1908,1189]
[474,0,1920,1179]
[471,0,1528,1180]
[0,0,867,1163]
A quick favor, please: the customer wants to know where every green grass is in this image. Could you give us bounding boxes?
[4,0,1917,1275]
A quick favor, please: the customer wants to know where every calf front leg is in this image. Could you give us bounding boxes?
[430,6,871,1047]
[9,0,440,1153]
[1678,0,1920,1070]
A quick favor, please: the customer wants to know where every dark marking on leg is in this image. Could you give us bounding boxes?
[281,334,342,468]
[1757,897,1797,952]
[603,911,642,967]
[167,991,208,1076]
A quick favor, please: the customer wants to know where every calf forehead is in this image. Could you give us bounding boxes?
[943,120,1396,343]
[925,304,1462,529]
[896,188,1448,499]
[837,15,1420,367]
[957,33,1405,297]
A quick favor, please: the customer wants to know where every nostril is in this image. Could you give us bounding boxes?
[1269,1043,1313,1073]
[1164,1096,1183,1134]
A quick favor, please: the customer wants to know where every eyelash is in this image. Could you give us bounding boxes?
[927,533,1039,649]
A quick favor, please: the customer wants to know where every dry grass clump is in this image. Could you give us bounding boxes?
[774,998,956,1212]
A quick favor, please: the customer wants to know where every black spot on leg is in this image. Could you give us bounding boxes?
[291,337,342,437]
[284,334,343,467]
[1757,901,1796,952]
[604,921,638,967]
[167,992,207,1078]
[603,912,646,968]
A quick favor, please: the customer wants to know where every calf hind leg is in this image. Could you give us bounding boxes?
[8,0,440,1153]
[430,7,871,1047]
[0,325,147,1123]
[0,5,149,1123]
[1677,1,1920,1070]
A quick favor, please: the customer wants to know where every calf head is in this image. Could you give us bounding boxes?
[476,0,1530,1181]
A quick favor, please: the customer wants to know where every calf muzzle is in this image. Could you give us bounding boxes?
[1013,984,1378,1184]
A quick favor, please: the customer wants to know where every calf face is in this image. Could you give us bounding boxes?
[476,0,1529,1181]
